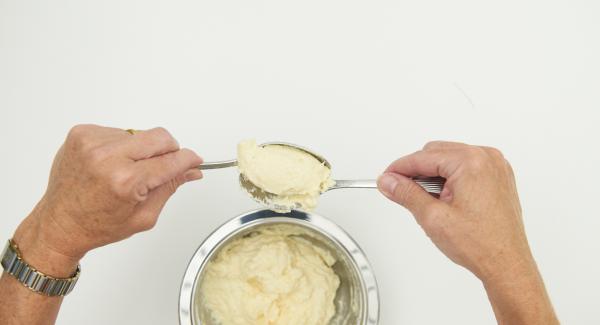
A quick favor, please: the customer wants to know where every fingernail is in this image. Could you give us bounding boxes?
[377,173,399,197]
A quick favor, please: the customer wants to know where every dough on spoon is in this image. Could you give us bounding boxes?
[237,139,335,212]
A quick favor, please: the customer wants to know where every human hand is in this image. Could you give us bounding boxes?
[377,141,558,324]
[14,125,203,265]
[377,141,531,282]
[0,125,203,324]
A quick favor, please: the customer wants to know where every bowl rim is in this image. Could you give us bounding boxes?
[178,208,380,325]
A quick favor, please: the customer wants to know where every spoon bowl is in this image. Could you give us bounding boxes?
[199,141,446,212]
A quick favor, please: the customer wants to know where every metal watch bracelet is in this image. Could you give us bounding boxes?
[1,239,80,296]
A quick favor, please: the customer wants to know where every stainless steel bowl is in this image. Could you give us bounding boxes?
[179,209,379,325]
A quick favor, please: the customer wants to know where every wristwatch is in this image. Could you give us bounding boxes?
[1,239,80,296]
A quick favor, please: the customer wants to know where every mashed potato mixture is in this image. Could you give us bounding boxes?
[237,140,335,212]
[200,225,340,325]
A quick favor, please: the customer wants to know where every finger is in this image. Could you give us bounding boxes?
[67,124,131,150]
[128,173,189,232]
[479,146,505,159]
[385,149,462,178]
[119,127,180,160]
[423,140,467,151]
[134,148,203,196]
[377,172,447,221]
[182,168,203,182]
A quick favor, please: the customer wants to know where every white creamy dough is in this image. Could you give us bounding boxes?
[200,225,340,325]
[237,139,335,212]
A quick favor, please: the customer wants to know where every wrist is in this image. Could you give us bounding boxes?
[481,256,557,324]
[474,242,538,285]
[12,210,82,278]
[481,256,542,293]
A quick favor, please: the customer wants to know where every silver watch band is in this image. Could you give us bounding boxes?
[1,240,80,296]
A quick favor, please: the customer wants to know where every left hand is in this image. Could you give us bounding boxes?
[13,125,203,272]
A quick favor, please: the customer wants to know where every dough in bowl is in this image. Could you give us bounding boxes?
[200,225,340,325]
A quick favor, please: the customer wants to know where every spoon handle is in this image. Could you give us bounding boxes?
[412,176,446,196]
[331,176,446,196]
[331,179,377,189]
[197,159,238,170]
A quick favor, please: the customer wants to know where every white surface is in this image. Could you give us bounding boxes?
[1,0,599,324]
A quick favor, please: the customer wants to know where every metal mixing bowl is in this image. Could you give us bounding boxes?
[179,209,379,325]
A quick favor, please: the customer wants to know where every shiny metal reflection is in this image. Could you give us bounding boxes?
[179,209,380,325]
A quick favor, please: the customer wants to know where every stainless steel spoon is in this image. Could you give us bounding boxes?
[198,142,446,207]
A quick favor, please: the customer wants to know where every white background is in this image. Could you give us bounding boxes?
[1,0,599,324]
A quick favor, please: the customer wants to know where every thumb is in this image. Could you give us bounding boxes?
[377,172,441,219]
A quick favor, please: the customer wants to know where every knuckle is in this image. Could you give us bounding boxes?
[167,178,181,193]
[485,146,503,158]
[463,147,488,170]
[66,124,95,151]
[67,124,92,149]
[67,124,90,138]
[169,174,187,192]
[108,169,138,199]
[136,217,158,231]
[153,127,178,149]
[404,151,422,170]
[423,140,467,151]
[86,146,110,165]
[153,126,170,137]
[482,147,506,166]
[423,141,442,150]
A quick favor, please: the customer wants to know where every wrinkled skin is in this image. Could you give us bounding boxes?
[377,141,559,325]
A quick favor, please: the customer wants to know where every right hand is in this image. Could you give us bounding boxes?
[14,125,203,264]
[377,141,534,283]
